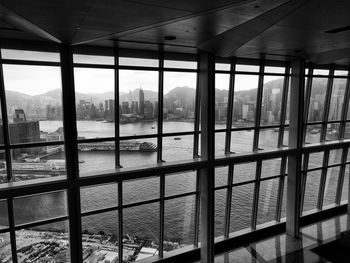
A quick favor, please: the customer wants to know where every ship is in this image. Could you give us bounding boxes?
[78,141,157,152]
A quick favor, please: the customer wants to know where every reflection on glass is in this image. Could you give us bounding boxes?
[232,74,259,126]
[341,166,349,202]
[119,57,158,67]
[123,203,159,261]
[0,200,8,229]
[303,170,321,213]
[215,132,226,156]
[11,146,66,182]
[215,74,229,128]
[305,124,322,144]
[261,76,284,126]
[313,69,329,75]
[328,149,343,166]
[257,179,279,225]
[233,162,256,183]
[264,66,285,74]
[164,60,196,69]
[215,63,230,71]
[326,123,341,141]
[258,129,278,150]
[74,68,114,139]
[1,49,60,62]
[281,178,287,218]
[73,54,114,65]
[235,64,259,72]
[261,158,281,178]
[3,65,63,143]
[80,183,118,213]
[0,232,10,262]
[119,138,157,168]
[230,184,254,233]
[231,130,254,153]
[123,177,159,205]
[308,78,327,122]
[0,150,6,184]
[163,135,194,162]
[215,189,227,237]
[165,171,196,197]
[14,192,67,225]
[164,196,195,252]
[308,152,324,169]
[78,141,115,175]
[16,221,70,263]
[163,72,196,132]
[81,211,119,263]
[323,167,340,207]
[119,70,158,135]
[215,166,228,187]
[328,78,346,121]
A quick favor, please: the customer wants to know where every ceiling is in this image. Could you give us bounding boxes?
[0,0,350,65]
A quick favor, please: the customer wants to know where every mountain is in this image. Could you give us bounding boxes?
[164,86,196,104]
[119,88,157,102]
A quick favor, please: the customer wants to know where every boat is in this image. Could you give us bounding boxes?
[77,141,157,152]
[310,128,320,134]
[174,137,181,140]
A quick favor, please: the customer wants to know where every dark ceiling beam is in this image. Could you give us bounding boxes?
[0,4,61,43]
[198,0,310,57]
[71,0,254,46]
[309,48,350,65]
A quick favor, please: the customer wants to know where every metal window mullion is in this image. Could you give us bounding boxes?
[157,51,164,162]
[335,147,348,204]
[224,58,236,154]
[159,174,165,258]
[320,69,334,141]
[114,47,121,168]
[252,61,265,151]
[299,153,309,215]
[275,157,287,221]
[224,164,234,237]
[193,56,201,158]
[339,70,350,139]
[251,161,262,230]
[7,197,18,263]
[277,64,290,147]
[317,149,330,209]
[303,67,313,143]
[0,51,12,181]
[117,180,123,263]
[60,45,83,263]
[193,169,200,246]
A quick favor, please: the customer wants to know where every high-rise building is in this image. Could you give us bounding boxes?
[144,100,153,119]
[139,88,145,115]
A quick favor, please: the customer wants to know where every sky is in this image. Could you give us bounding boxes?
[1,50,283,96]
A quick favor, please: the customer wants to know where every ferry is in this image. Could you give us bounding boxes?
[78,141,157,152]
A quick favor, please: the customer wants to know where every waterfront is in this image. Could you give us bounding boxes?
[0,120,346,261]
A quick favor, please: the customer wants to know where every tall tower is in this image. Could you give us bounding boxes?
[139,85,145,115]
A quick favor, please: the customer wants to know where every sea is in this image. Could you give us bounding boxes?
[0,120,346,246]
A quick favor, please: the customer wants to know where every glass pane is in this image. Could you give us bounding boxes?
[305,124,322,144]
[73,54,114,65]
[257,179,279,225]
[164,195,195,251]
[165,171,196,197]
[3,65,63,143]
[232,74,259,127]
[334,70,348,76]
[0,232,11,262]
[164,60,196,69]
[328,78,346,121]
[261,158,281,178]
[230,184,254,232]
[78,141,115,176]
[308,78,327,122]
[235,64,259,72]
[80,183,118,213]
[258,128,279,151]
[215,132,226,156]
[215,166,228,188]
[215,63,230,71]
[119,57,158,67]
[123,177,159,205]
[163,135,193,162]
[261,76,284,126]
[341,166,349,202]
[326,123,340,141]
[313,69,329,75]
[0,200,8,229]
[231,130,254,153]
[323,167,340,207]
[119,138,157,168]
[215,74,229,129]
[119,70,158,136]
[215,189,226,237]
[308,152,324,169]
[345,123,350,138]
[0,150,6,184]
[11,145,66,182]
[1,49,60,62]
[74,68,114,139]
[281,177,287,218]
[233,162,256,184]
[264,66,285,74]
[123,203,159,261]
[16,221,70,262]
[303,170,321,213]
[163,72,196,132]
[328,149,343,166]
[13,191,67,225]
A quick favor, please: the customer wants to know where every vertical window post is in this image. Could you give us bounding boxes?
[199,53,215,263]
[286,59,305,237]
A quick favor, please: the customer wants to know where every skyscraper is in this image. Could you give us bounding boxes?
[139,87,145,115]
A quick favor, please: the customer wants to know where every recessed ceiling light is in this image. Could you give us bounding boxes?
[164,35,176,41]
